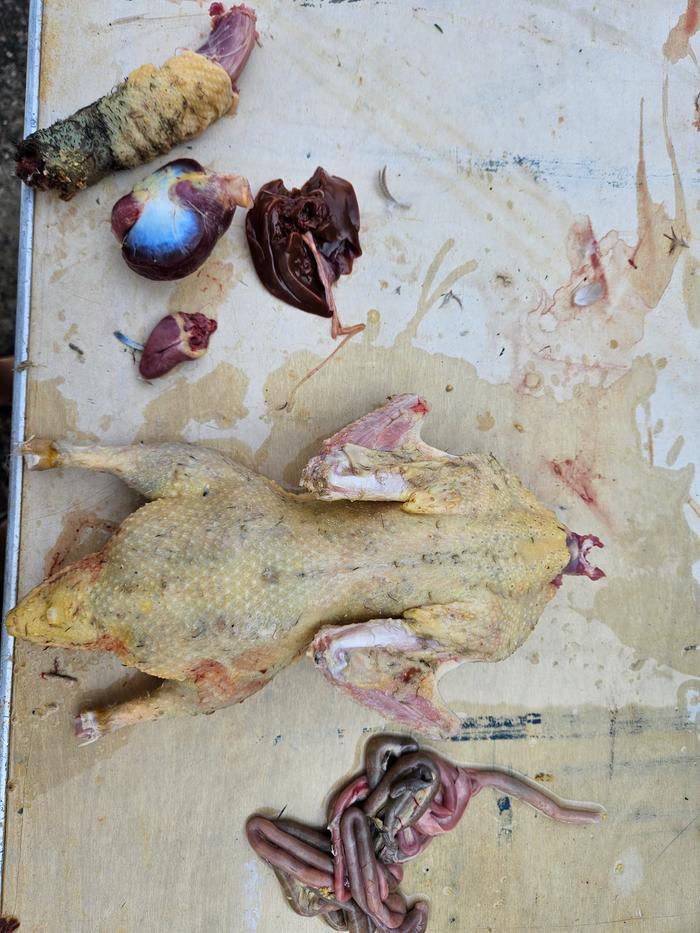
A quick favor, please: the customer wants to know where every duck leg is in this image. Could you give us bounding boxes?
[20,438,249,499]
[74,654,257,745]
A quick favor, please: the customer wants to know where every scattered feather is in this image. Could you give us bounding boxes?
[114,331,144,352]
[663,226,689,254]
[440,290,463,310]
[378,166,411,210]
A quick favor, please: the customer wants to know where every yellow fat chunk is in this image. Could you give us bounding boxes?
[105,51,235,169]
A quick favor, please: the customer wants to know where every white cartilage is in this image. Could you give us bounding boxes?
[322,620,426,676]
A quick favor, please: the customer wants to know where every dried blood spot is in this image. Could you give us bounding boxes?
[189,658,239,705]
[191,658,231,685]
[399,666,422,683]
[548,457,599,507]
[86,634,130,660]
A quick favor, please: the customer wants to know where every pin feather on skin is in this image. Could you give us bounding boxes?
[7,395,604,745]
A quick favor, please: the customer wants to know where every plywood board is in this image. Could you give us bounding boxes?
[2,1,699,930]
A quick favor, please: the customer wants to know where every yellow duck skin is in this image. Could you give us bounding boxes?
[7,395,602,744]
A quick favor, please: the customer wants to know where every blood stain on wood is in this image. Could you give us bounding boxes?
[492,80,688,397]
[663,0,700,63]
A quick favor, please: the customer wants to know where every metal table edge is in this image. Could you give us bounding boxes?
[0,0,43,900]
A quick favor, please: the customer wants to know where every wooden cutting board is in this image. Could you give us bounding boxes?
[2,1,699,930]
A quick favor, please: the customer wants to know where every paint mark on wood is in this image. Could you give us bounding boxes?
[497,795,513,842]
[243,860,261,931]
[684,685,700,723]
[452,712,541,741]
[450,706,697,745]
